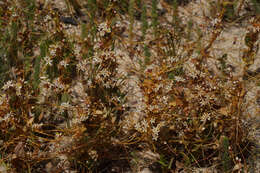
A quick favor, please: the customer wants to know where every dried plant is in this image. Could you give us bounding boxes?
[0,0,259,172]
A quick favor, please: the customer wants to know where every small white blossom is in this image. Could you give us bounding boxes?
[2,80,14,90]
[253,26,260,32]
[15,82,22,96]
[77,62,85,71]
[49,49,56,56]
[150,118,155,124]
[93,42,102,50]
[98,22,111,37]
[53,78,64,89]
[92,56,102,64]
[89,150,98,161]
[134,122,142,132]
[74,45,81,56]
[32,123,43,129]
[0,113,13,122]
[87,80,92,86]
[58,154,68,161]
[61,102,71,109]
[44,15,51,22]
[211,18,221,26]
[249,17,255,23]
[141,119,149,132]
[115,21,121,27]
[199,98,209,106]
[59,60,69,68]
[152,126,160,141]
[174,76,185,82]
[44,56,52,66]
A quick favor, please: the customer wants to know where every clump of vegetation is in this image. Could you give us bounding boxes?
[0,0,259,172]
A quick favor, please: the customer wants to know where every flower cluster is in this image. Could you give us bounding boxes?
[98,22,111,37]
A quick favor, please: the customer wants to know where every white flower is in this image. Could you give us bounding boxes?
[89,150,98,161]
[115,21,121,27]
[44,56,52,66]
[77,59,88,72]
[12,12,18,17]
[150,118,155,124]
[141,119,149,132]
[184,60,199,78]
[49,44,59,56]
[77,62,84,71]
[154,84,162,92]
[53,78,64,89]
[0,113,13,122]
[74,82,84,95]
[74,45,81,56]
[201,113,210,122]
[15,82,22,96]
[59,60,69,68]
[253,26,260,32]
[249,17,255,23]
[44,15,51,22]
[134,122,142,132]
[199,98,209,106]
[92,56,101,64]
[40,76,48,80]
[32,123,43,129]
[152,126,160,141]
[58,154,68,161]
[174,76,185,82]
[61,102,71,109]
[99,30,106,37]
[93,42,102,50]
[98,22,111,37]
[2,80,13,90]
[49,49,56,56]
